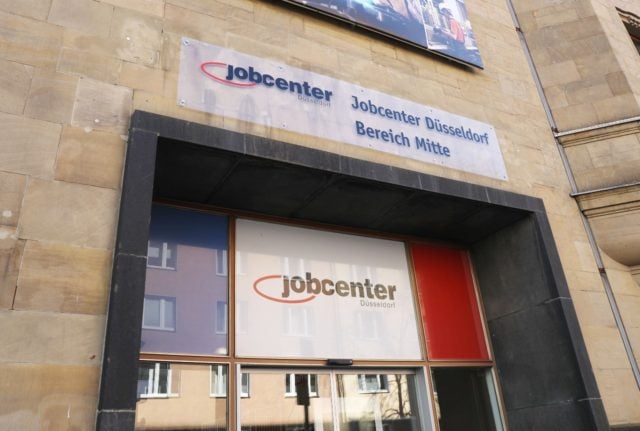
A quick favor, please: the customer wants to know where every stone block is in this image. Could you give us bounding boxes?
[607,265,640,297]
[55,126,125,189]
[18,179,118,250]
[0,237,25,309]
[0,59,33,115]
[593,93,640,124]
[111,7,163,66]
[100,0,164,17]
[254,2,303,34]
[58,47,122,83]
[0,0,52,20]
[0,310,104,365]
[14,241,111,315]
[48,0,114,37]
[570,289,617,328]
[605,71,631,96]
[163,4,228,46]
[617,294,640,328]
[62,28,120,59]
[536,60,581,87]
[166,0,228,16]
[24,69,78,124]
[553,102,600,132]
[117,61,164,94]
[564,78,613,105]
[71,78,132,135]
[0,362,99,430]
[582,324,632,370]
[0,112,61,178]
[533,6,579,28]
[0,10,63,69]
[598,368,640,425]
[0,172,26,227]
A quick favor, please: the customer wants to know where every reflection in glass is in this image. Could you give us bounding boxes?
[431,367,503,431]
[135,362,227,431]
[141,204,229,356]
[337,373,421,431]
[240,371,333,431]
[137,362,171,398]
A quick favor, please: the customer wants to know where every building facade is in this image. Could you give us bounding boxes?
[0,0,638,430]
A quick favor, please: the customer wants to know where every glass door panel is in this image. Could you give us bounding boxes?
[335,373,422,431]
[240,370,425,431]
[240,370,334,431]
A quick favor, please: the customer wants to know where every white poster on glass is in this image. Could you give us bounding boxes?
[235,219,422,360]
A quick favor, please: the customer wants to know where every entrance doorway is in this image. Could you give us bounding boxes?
[239,369,426,431]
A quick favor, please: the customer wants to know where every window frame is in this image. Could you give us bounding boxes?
[137,362,173,399]
[141,295,176,332]
[147,240,177,270]
[284,373,319,398]
[357,374,389,394]
[210,364,228,397]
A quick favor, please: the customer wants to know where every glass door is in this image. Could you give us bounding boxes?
[238,369,429,431]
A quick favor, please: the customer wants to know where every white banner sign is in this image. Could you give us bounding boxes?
[179,38,507,180]
[234,219,422,360]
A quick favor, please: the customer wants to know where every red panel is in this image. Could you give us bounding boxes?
[411,244,489,361]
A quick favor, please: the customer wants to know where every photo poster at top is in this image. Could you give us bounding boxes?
[178,38,508,181]
[282,0,483,68]
[234,219,423,360]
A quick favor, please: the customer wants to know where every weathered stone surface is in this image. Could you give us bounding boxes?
[598,368,640,426]
[48,0,114,37]
[19,179,118,250]
[0,310,104,365]
[0,0,52,20]
[71,78,132,135]
[117,61,164,94]
[0,59,33,115]
[0,172,26,227]
[14,241,111,315]
[0,10,63,69]
[582,325,632,370]
[0,112,61,178]
[58,47,122,83]
[55,126,125,189]
[61,28,120,59]
[0,363,99,430]
[0,237,24,309]
[101,0,165,17]
[111,7,163,66]
[24,69,78,124]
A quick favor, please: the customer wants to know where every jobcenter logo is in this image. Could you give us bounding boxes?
[253,272,397,305]
[200,62,334,102]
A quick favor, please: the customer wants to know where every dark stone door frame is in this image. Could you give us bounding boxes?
[96,110,609,431]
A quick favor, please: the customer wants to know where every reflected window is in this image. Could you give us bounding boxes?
[147,240,176,269]
[141,205,229,356]
[142,296,176,331]
[357,374,388,393]
[216,249,228,276]
[136,362,227,430]
[216,301,228,334]
[357,311,379,340]
[285,373,318,397]
[236,300,248,334]
[431,367,504,431]
[210,364,228,397]
[241,372,250,398]
[285,307,313,337]
[137,362,171,398]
